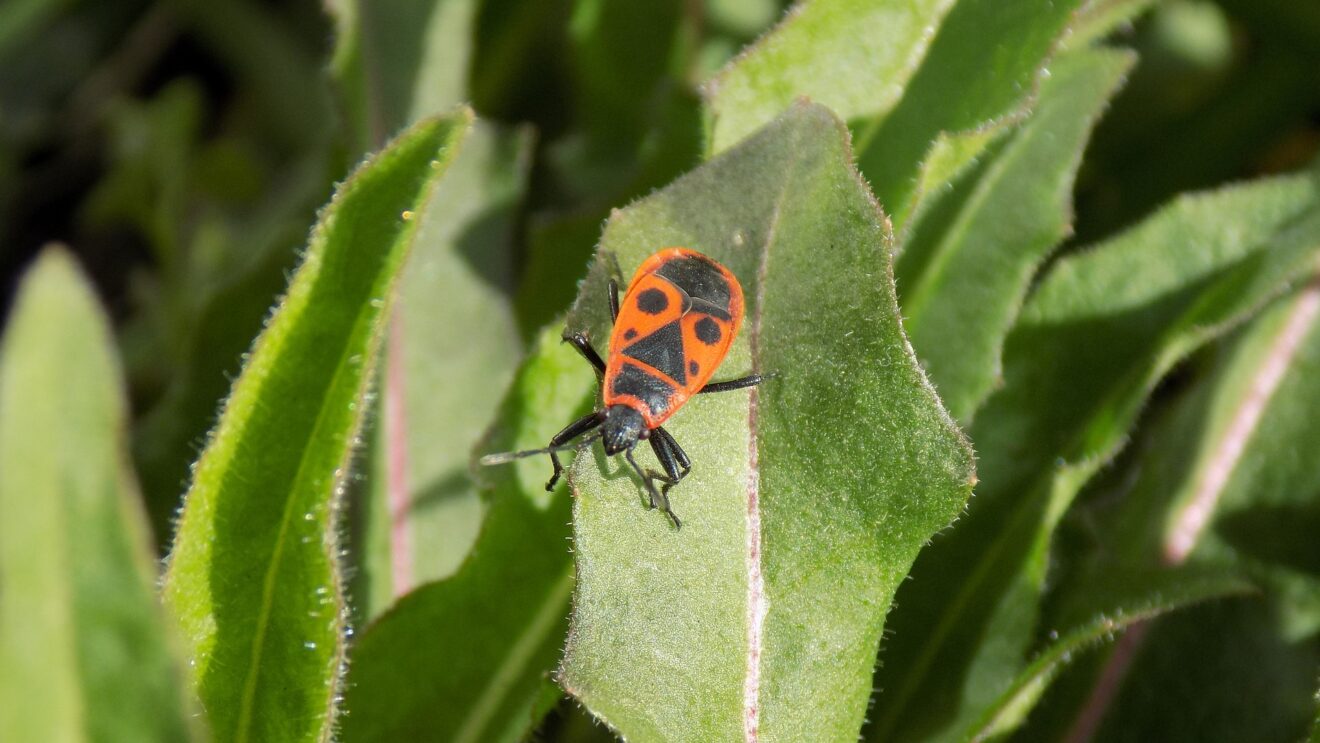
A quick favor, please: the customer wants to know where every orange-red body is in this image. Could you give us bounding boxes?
[603,247,744,428]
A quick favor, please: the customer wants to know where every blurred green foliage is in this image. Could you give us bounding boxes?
[2,0,1319,741]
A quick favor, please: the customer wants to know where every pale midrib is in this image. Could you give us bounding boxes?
[453,565,575,743]
[742,140,801,742]
[234,314,371,743]
[385,313,414,596]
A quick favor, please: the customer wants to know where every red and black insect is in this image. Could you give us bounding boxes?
[481,247,763,527]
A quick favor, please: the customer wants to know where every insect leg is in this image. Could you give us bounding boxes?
[608,279,620,323]
[651,427,691,483]
[546,411,604,491]
[626,445,682,529]
[698,374,764,394]
[563,332,606,374]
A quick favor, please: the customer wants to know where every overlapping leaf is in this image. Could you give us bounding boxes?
[897,47,1133,422]
[868,165,1320,742]
[161,112,472,742]
[559,102,974,742]
[341,326,594,743]
[0,250,193,742]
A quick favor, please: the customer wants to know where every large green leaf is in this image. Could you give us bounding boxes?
[341,325,594,743]
[897,47,1132,422]
[0,249,193,742]
[703,0,959,154]
[558,102,974,741]
[867,167,1320,742]
[161,112,472,742]
[353,121,530,619]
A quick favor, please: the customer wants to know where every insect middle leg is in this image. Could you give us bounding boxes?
[699,374,764,394]
[545,411,604,491]
[564,332,606,374]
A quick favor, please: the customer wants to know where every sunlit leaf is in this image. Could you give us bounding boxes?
[161,112,472,742]
[559,102,974,742]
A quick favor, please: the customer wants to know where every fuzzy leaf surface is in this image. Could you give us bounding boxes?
[161,112,472,742]
[868,167,1320,742]
[559,102,974,742]
[342,326,594,743]
[897,48,1132,422]
[704,0,958,154]
[0,250,194,742]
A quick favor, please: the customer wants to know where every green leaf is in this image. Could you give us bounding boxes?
[1033,280,1320,739]
[703,0,959,154]
[352,121,530,620]
[558,102,974,742]
[1063,0,1158,50]
[331,0,477,149]
[966,567,1253,742]
[161,111,473,742]
[341,325,594,743]
[897,47,1133,423]
[0,249,193,742]
[868,167,1320,742]
[853,0,1081,231]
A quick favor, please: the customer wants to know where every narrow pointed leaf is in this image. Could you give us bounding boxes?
[853,0,1081,231]
[703,0,959,154]
[559,102,974,742]
[869,168,1320,742]
[897,48,1133,422]
[161,112,472,742]
[0,249,193,742]
[342,326,594,743]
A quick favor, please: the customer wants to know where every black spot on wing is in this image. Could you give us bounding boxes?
[689,360,699,377]
[636,287,669,314]
[610,363,675,419]
[622,321,686,385]
[656,255,732,310]
[623,328,638,340]
[694,316,722,346]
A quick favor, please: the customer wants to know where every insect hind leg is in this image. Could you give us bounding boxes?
[625,446,683,529]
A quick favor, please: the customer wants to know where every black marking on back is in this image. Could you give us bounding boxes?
[623,328,638,340]
[694,316,722,346]
[656,255,732,312]
[622,321,686,385]
[611,363,675,419]
[689,360,699,377]
[636,287,669,315]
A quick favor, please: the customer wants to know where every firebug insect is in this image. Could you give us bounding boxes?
[481,247,763,528]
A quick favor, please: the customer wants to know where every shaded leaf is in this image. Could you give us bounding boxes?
[1034,280,1320,738]
[353,121,530,619]
[161,112,472,742]
[704,0,959,154]
[868,166,1320,742]
[341,326,594,743]
[966,566,1253,742]
[559,102,974,742]
[897,47,1133,422]
[0,249,193,742]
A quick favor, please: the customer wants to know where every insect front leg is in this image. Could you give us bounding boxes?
[545,411,604,491]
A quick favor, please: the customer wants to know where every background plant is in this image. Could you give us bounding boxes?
[2,0,1319,741]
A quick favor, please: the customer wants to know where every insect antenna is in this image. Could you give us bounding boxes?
[479,430,602,466]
